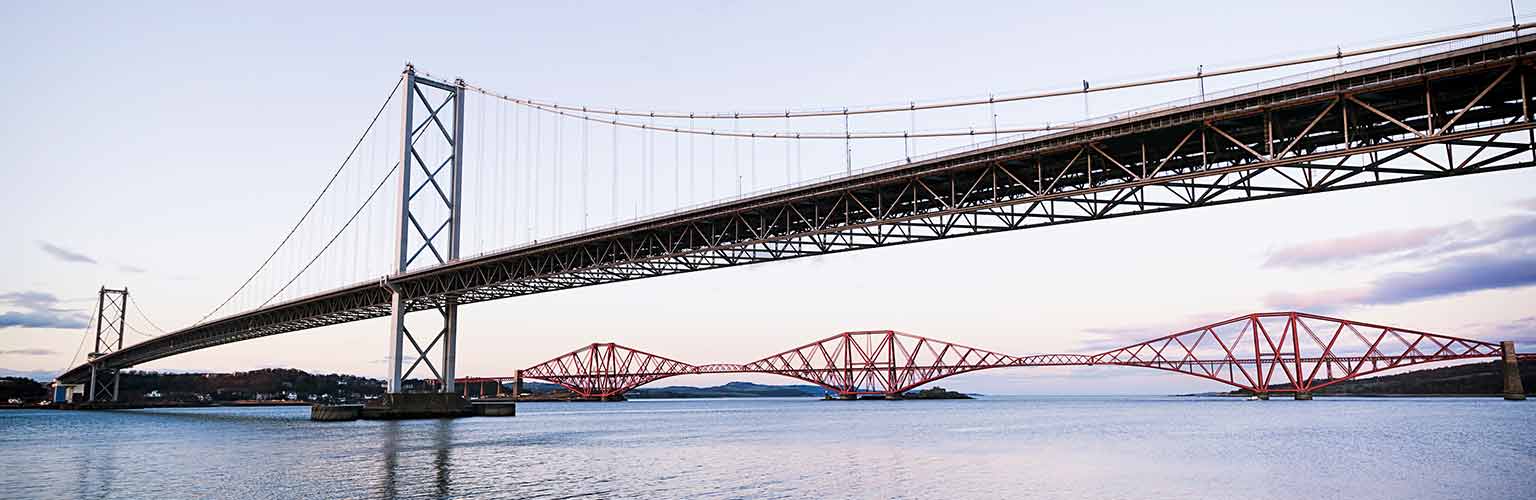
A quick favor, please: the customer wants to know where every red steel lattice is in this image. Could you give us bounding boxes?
[1089,312,1503,394]
[487,312,1512,398]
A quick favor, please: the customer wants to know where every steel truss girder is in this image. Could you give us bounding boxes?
[1090,312,1504,393]
[513,312,1506,397]
[58,34,1536,384]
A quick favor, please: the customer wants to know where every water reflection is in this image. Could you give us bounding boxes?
[72,428,116,500]
[377,421,398,499]
[433,419,451,497]
[376,419,455,499]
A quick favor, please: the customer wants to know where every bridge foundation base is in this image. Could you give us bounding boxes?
[1502,341,1526,401]
[359,393,474,420]
[1293,392,1313,400]
[1254,393,1270,401]
[311,404,362,421]
[472,401,517,416]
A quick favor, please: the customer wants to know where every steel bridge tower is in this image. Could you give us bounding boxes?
[383,65,466,396]
[87,287,128,402]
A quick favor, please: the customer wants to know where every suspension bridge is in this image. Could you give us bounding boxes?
[53,22,1536,412]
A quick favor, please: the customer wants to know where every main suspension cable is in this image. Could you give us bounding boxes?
[471,87,1069,139]
[460,21,1534,120]
[129,297,168,335]
[126,323,159,340]
[260,161,402,309]
[198,79,402,325]
[59,314,96,374]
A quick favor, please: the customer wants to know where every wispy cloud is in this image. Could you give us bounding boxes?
[1518,197,1536,212]
[119,265,147,273]
[0,291,90,330]
[1263,214,1536,269]
[0,311,89,329]
[0,291,63,310]
[1457,316,1536,349]
[1367,252,1536,304]
[36,241,96,264]
[1263,288,1369,313]
[1264,226,1452,268]
[0,348,56,356]
[1265,251,1536,310]
[1069,312,1238,353]
[1484,316,1536,343]
[370,355,421,365]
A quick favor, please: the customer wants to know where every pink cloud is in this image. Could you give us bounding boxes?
[1263,226,1451,268]
[1265,213,1536,269]
[1262,287,1371,312]
[1264,251,1536,311]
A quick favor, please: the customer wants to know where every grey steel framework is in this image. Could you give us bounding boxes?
[384,65,466,393]
[87,287,128,401]
[57,34,1536,385]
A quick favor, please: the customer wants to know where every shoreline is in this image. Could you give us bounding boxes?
[1176,393,1524,398]
[0,400,317,410]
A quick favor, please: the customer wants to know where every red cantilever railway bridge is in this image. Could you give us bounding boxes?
[457,312,1528,399]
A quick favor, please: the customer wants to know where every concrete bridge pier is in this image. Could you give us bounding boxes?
[1503,341,1526,401]
[361,393,473,419]
[1293,392,1313,400]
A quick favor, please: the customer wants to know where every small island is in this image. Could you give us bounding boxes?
[902,386,972,399]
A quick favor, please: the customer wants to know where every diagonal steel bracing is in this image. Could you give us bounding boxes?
[511,312,1510,398]
[87,287,128,402]
[384,66,466,394]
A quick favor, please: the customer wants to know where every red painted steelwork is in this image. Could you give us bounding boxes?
[1089,312,1503,394]
[470,312,1512,398]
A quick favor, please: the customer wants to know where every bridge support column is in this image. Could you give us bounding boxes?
[1293,392,1312,400]
[1254,393,1270,401]
[379,65,468,417]
[1502,341,1526,401]
[512,370,523,400]
[86,287,128,403]
[441,297,459,394]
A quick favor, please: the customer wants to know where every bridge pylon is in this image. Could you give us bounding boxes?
[383,64,467,398]
[87,287,128,402]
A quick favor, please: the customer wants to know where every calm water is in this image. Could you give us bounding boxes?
[1,396,1531,499]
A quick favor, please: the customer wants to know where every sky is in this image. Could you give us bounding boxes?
[3,1,1535,395]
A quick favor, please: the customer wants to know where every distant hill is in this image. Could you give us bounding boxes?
[0,369,60,382]
[1,377,48,402]
[114,369,386,403]
[1229,360,1534,396]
